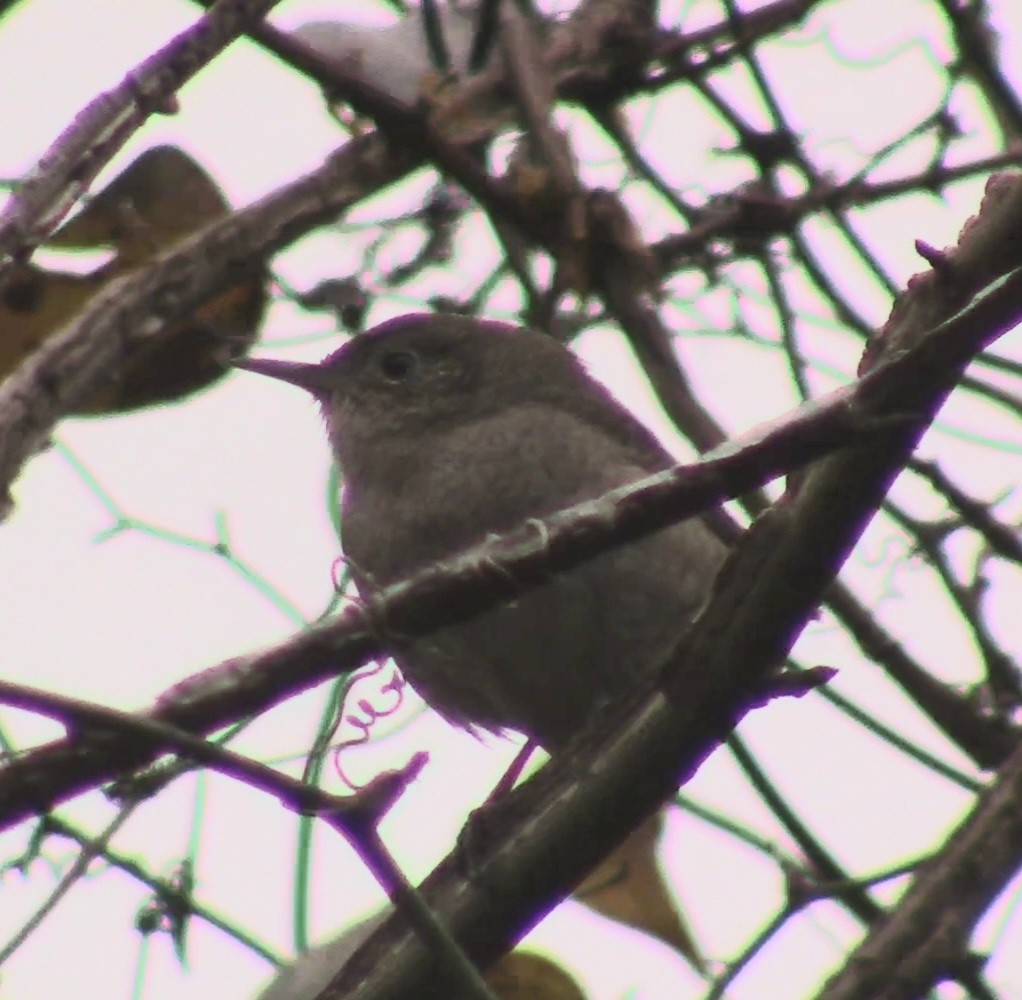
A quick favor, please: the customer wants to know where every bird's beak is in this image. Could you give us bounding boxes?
[232,357,338,393]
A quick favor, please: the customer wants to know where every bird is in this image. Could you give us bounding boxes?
[236,314,726,744]
[237,313,728,974]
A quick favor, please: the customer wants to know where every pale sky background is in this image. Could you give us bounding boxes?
[0,2,1020,999]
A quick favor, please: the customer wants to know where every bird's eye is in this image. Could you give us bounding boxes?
[378,350,418,382]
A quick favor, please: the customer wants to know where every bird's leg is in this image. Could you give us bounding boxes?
[484,739,538,804]
[454,740,539,887]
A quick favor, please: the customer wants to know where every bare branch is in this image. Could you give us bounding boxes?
[0,0,287,275]
[815,738,1022,1000]
[0,257,1016,834]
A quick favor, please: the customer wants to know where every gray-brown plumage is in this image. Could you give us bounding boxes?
[238,314,727,980]
[238,313,726,750]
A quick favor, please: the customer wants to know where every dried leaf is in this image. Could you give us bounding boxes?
[573,812,705,971]
[487,950,586,1000]
[0,145,266,414]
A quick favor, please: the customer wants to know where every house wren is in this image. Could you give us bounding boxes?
[238,314,727,985]
[237,313,726,748]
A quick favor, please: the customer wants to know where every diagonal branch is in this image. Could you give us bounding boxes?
[0,0,287,276]
[0,131,416,504]
[815,736,1022,1000]
[0,344,970,833]
[0,0,658,507]
[304,211,1022,1000]
[0,252,1018,832]
[0,680,501,999]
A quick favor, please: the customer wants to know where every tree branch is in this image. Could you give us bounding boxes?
[0,0,287,275]
[0,347,964,832]
[305,209,1022,1000]
[815,736,1022,1000]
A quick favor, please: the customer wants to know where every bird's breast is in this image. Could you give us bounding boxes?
[339,405,727,746]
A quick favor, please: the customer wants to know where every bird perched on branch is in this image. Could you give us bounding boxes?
[238,314,725,744]
[239,313,727,987]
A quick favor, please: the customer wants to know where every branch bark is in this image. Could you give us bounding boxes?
[0,371,910,830]
[0,0,287,273]
[0,220,1017,999]
[304,219,1022,1000]
[815,738,1022,1000]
